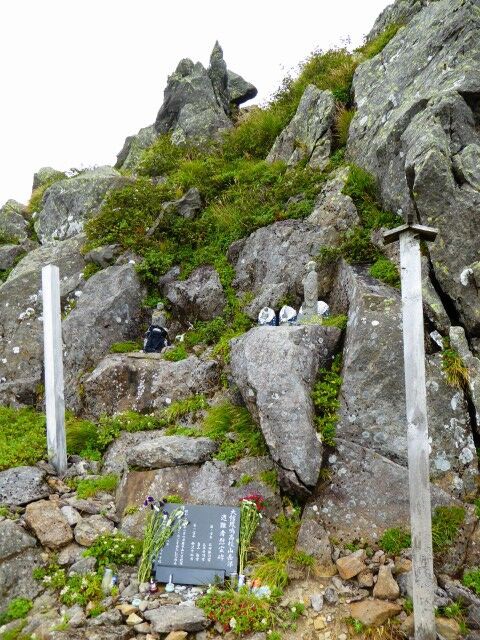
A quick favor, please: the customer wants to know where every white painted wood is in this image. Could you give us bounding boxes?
[399,230,436,640]
[42,265,67,475]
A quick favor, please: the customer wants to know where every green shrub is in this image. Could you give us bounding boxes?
[0,407,46,470]
[357,23,402,60]
[335,106,356,147]
[0,598,33,625]
[65,413,100,459]
[109,340,143,353]
[82,262,101,280]
[163,344,188,362]
[83,532,142,568]
[442,339,469,388]
[202,402,267,464]
[75,475,118,499]
[369,257,401,287]
[378,528,411,555]
[431,506,465,552]
[137,135,200,177]
[463,568,480,595]
[312,355,342,446]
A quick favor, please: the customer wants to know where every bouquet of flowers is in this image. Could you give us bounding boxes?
[238,493,264,577]
[138,496,188,583]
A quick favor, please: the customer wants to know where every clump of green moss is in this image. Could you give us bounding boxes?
[431,506,465,553]
[357,23,403,60]
[74,474,118,499]
[109,340,143,353]
[369,257,401,287]
[378,528,411,555]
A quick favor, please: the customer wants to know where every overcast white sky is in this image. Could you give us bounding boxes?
[0,0,391,207]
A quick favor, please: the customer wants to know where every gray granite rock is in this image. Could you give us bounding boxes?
[35,167,127,243]
[0,466,50,506]
[103,432,217,475]
[230,324,341,496]
[0,519,37,560]
[0,244,25,270]
[74,514,115,547]
[163,265,226,323]
[32,167,66,191]
[115,124,158,172]
[143,604,209,633]
[0,199,28,243]
[84,352,219,418]
[25,500,74,549]
[267,85,335,169]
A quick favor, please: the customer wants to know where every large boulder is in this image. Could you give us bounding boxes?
[366,0,426,40]
[35,167,127,243]
[348,0,480,338]
[32,167,66,191]
[0,199,29,243]
[0,244,25,270]
[0,235,86,406]
[83,352,219,418]
[63,263,146,409]
[143,605,209,634]
[24,500,74,549]
[303,439,462,544]
[227,70,258,106]
[229,167,359,318]
[103,431,217,475]
[0,519,44,603]
[230,324,341,496]
[334,262,478,497]
[0,466,50,506]
[163,265,226,323]
[267,85,335,169]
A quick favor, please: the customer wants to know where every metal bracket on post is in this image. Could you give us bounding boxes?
[383,219,438,640]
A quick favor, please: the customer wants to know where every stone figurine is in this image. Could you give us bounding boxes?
[302,260,318,319]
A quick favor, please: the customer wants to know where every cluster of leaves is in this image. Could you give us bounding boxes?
[378,506,465,557]
[83,532,142,568]
[33,563,103,608]
[0,598,32,626]
[311,354,343,446]
[463,568,480,595]
[252,510,315,589]
[197,586,303,637]
[441,338,469,388]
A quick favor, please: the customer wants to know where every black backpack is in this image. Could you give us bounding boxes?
[144,325,170,353]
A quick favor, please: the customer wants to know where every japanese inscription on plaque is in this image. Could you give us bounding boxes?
[154,503,240,585]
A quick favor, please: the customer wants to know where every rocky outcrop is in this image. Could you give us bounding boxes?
[83,352,219,418]
[0,199,29,243]
[35,167,127,243]
[0,244,25,270]
[229,167,359,318]
[115,44,257,170]
[63,263,146,408]
[163,265,226,323]
[333,262,477,497]
[32,167,66,191]
[230,324,341,496]
[24,500,73,549]
[348,0,480,338]
[0,519,43,603]
[303,439,461,543]
[0,234,86,406]
[267,85,335,169]
[103,431,217,475]
[366,0,425,40]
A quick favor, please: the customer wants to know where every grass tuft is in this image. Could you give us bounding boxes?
[312,354,343,446]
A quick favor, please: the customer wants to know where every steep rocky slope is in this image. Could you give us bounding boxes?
[1,4,480,638]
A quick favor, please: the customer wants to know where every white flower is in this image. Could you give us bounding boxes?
[261,618,267,625]
[291,606,297,613]
[229,617,237,629]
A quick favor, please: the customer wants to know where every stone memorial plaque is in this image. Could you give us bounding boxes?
[154,503,240,586]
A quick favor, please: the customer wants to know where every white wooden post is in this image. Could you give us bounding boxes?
[42,264,67,475]
[384,220,438,640]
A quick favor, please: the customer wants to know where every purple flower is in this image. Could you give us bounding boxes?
[147,496,154,503]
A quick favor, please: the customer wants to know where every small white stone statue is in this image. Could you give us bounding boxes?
[151,302,167,327]
[302,260,318,319]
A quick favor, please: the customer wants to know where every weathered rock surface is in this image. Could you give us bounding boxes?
[25,500,73,549]
[227,70,258,106]
[0,234,86,406]
[334,262,477,497]
[230,324,341,495]
[0,519,37,561]
[117,457,281,541]
[267,85,335,169]
[336,550,367,580]
[349,599,402,626]
[307,166,359,231]
[303,439,461,543]
[348,0,480,337]
[0,466,50,506]
[84,352,219,418]
[35,167,127,243]
[154,55,233,145]
[84,243,121,268]
[74,514,115,546]
[296,515,335,575]
[373,564,400,600]
[50,626,132,640]
[0,244,25,270]
[32,166,66,191]
[450,325,480,428]
[163,265,226,323]
[143,605,209,633]
[115,124,158,172]
[103,431,217,475]
[63,262,146,408]
[0,547,44,602]
[0,199,28,243]
[367,0,424,40]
